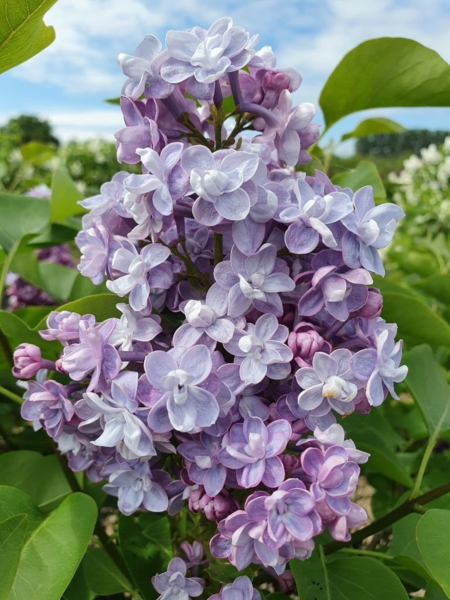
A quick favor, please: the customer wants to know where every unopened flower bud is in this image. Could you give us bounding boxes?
[12,344,42,378]
[351,288,383,319]
[288,322,330,367]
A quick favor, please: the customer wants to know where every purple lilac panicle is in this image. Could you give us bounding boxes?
[12,15,409,585]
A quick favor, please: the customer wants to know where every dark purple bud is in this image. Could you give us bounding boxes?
[189,487,238,522]
[288,322,331,367]
[12,344,42,378]
[351,288,383,319]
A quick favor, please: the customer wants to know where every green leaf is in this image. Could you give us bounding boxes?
[0,193,49,252]
[331,161,386,199]
[118,514,172,600]
[380,293,450,348]
[389,514,433,582]
[206,562,253,584]
[320,38,450,130]
[138,512,172,557]
[8,492,97,600]
[417,509,450,597]
[417,274,450,306]
[68,274,108,301]
[0,0,58,74]
[291,555,409,599]
[35,294,120,329]
[63,566,95,600]
[104,97,120,104]
[0,486,44,538]
[0,311,58,354]
[403,346,450,438]
[37,262,78,302]
[0,514,28,600]
[50,168,84,224]
[0,451,72,512]
[82,547,133,596]
[341,117,406,142]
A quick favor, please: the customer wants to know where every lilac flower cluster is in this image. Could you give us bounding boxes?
[13,17,408,576]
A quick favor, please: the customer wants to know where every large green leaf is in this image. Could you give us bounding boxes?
[37,262,78,303]
[0,194,49,252]
[331,161,385,199]
[118,514,172,600]
[206,562,253,585]
[50,168,84,224]
[0,0,58,74]
[0,451,72,513]
[389,514,434,582]
[291,554,409,599]
[63,566,95,600]
[0,486,43,538]
[341,117,406,142]
[417,510,450,597]
[8,493,97,600]
[82,547,133,596]
[34,294,120,329]
[320,38,450,130]
[381,292,450,348]
[403,346,450,438]
[0,514,28,600]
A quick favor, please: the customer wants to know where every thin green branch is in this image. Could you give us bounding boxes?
[336,548,396,561]
[0,240,19,301]
[324,482,450,555]
[409,430,440,498]
[0,384,23,405]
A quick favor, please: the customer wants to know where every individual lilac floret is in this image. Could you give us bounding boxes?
[255,91,316,166]
[61,320,122,392]
[102,460,170,515]
[81,372,156,460]
[180,541,205,567]
[297,445,367,542]
[21,380,74,439]
[296,350,361,416]
[224,313,293,385]
[210,479,320,572]
[178,433,226,497]
[297,424,370,465]
[214,244,295,318]
[146,345,220,433]
[182,146,259,224]
[209,576,261,600]
[12,343,42,379]
[40,311,95,344]
[110,303,162,351]
[341,185,405,276]
[79,172,129,218]
[173,292,234,348]
[152,558,204,600]
[106,241,172,311]
[351,326,407,406]
[219,415,291,488]
[298,265,373,322]
[231,182,286,255]
[124,143,189,216]
[115,97,163,165]
[279,177,353,254]
[118,34,173,99]
[161,18,257,93]
[76,223,113,285]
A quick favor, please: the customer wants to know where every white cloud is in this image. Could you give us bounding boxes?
[7,0,450,141]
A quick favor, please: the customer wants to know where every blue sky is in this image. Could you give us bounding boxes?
[1,0,449,151]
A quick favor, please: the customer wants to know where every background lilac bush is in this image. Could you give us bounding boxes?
[1,8,450,600]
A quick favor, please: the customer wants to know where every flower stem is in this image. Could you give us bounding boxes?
[0,384,23,405]
[336,548,396,561]
[213,233,223,266]
[409,431,439,498]
[323,482,450,555]
[0,240,19,302]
